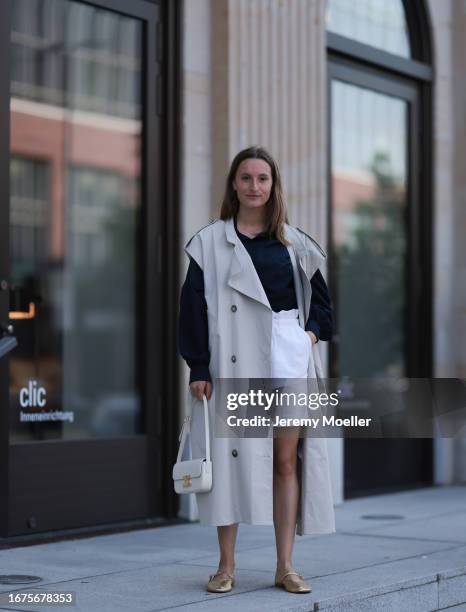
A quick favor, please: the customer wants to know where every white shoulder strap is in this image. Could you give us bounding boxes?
[176,394,210,463]
[203,394,211,462]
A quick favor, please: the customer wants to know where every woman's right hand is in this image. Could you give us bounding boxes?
[189,380,213,401]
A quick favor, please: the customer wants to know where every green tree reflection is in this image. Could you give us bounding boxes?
[337,151,406,378]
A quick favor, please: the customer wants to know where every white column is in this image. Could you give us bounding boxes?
[224,0,328,245]
[179,0,214,520]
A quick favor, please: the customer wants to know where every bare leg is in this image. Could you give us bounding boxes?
[273,428,300,576]
[217,523,239,575]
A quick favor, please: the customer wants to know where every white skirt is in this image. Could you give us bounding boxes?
[271,308,311,379]
[270,308,313,426]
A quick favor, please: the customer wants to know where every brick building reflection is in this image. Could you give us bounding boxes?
[9,0,142,441]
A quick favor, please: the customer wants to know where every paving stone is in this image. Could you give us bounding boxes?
[439,566,466,609]
[0,486,464,611]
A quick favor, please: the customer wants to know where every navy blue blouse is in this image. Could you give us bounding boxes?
[179,219,334,384]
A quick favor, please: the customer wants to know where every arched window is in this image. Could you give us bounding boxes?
[327,0,411,58]
[326,0,433,497]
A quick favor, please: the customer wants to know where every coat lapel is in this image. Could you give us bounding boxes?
[283,224,312,328]
[223,217,315,318]
[224,217,271,309]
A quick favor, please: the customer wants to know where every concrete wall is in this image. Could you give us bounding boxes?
[178,0,213,519]
[451,0,466,381]
[450,0,466,483]
[428,0,466,485]
[429,0,455,380]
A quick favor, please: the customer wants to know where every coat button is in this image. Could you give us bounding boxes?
[231,355,236,363]
[231,305,237,312]
[231,449,238,457]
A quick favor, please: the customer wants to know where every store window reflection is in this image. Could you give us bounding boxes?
[331,80,408,378]
[9,0,143,441]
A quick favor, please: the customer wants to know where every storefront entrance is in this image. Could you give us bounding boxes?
[328,48,434,497]
[0,0,178,537]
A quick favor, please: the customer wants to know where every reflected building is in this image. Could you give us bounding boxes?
[9,0,142,442]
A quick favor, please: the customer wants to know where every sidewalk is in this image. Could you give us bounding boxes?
[0,485,465,612]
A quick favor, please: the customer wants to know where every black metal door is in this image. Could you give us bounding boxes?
[0,0,167,536]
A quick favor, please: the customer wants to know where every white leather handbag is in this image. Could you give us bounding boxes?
[172,394,212,494]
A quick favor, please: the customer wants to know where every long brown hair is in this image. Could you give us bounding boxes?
[219,146,290,245]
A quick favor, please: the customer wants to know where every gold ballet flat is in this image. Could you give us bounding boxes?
[275,570,312,594]
[206,570,235,593]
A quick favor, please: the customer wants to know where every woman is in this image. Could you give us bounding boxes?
[178,145,336,595]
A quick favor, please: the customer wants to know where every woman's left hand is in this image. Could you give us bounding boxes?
[306,331,317,345]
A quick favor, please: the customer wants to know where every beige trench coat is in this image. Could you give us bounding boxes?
[184,216,336,536]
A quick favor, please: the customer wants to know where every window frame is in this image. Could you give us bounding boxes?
[0,0,183,538]
[326,0,433,379]
[326,0,434,499]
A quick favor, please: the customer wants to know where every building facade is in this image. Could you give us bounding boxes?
[0,0,464,538]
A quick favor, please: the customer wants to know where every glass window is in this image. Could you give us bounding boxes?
[331,80,408,378]
[11,0,141,118]
[9,0,143,441]
[326,0,411,58]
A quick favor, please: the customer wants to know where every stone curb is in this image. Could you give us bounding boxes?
[313,565,466,612]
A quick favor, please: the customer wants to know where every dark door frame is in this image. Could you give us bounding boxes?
[327,37,434,497]
[0,0,182,538]
[0,0,12,538]
[327,58,430,379]
[326,4,434,377]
